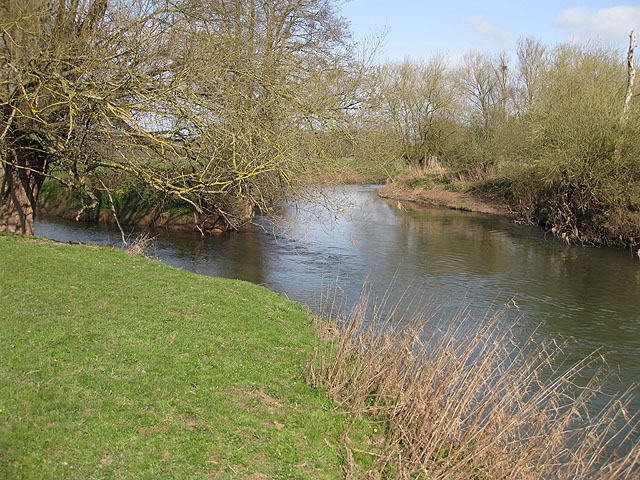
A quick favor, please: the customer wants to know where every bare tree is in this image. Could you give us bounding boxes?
[456,51,513,132]
[622,30,636,122]
[377,58,457,165]
[515,36,547,117]
[0,0,352,234]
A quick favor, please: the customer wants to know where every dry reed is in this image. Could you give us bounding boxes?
[307,283,640,479]
[123,231,155,257]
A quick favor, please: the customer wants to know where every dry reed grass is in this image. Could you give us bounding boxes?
[307,283,640,479]
[123,231,155,257]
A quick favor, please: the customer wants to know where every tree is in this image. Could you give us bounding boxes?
[377,58,457,165]
[447,51,514,178]
[456,51,512,132]
[0,0,352,235]
[514,36,547,117]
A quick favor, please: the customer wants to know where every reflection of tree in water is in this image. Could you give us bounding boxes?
[229,229,266,285]
[380,198,519,276]
[378,197,640,345]
[191,241,203,265]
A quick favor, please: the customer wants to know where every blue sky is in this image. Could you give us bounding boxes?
[339,1,640,62]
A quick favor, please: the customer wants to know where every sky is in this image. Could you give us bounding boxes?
[338,1,640,63]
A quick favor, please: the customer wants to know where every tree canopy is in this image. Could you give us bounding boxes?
[1,0,352,234]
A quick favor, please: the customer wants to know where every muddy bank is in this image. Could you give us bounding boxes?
[378,183,514,218]
[39,203,231,234]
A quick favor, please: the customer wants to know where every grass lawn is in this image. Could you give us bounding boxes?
[0,234,366,479]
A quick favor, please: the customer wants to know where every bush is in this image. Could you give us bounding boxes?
[504,44,640,245]
[407,177,434,189]
[431,176,451,185]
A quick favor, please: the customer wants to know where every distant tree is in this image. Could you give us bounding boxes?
[514,36,547,117]
[377,59,457,165]
[445,51,514,178]
[456,51,512,132]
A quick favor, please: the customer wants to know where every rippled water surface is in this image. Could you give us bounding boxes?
[36,185,640,415]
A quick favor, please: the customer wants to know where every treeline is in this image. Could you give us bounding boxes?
[339,37,640,247]
[2,1,638,245]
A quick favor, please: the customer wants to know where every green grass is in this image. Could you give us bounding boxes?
[405,174,455,190]
[443,183,462,192]
[430,176,451,186]
[0,234,366,479]
[406,177,433,189]
[306,156,405,184]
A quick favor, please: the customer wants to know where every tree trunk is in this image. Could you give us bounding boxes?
[613,31,637,161]
[623,30,636,121]
[0,159,42,235]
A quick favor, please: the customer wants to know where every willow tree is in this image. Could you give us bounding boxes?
[0,0,351,234]
[377,59,457,166]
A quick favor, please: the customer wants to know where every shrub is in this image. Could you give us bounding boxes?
[407,177,434,189]
[505,44,640,245]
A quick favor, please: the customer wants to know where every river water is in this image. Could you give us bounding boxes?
[35,185,640,416]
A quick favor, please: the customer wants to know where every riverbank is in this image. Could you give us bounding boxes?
[0,234,371,478]
[39,193,234,235]
[378,181,514,218]
[40,203,224,234]
[36,159,396,235]
[3,233,639,478]
[378,176,640,250]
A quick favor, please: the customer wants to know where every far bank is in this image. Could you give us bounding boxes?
[378,181,513,218]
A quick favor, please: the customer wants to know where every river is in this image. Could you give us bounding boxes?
[35,185,640,417]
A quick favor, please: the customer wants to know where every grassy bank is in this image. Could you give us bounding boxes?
[3,234,639,479]
[0,235,368,479]
[302,157,404,185]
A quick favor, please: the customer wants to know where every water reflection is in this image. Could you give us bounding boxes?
[35,185,640,414]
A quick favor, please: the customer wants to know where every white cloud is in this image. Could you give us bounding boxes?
[443,52,467,68]
[555,6,640,44]
[462,16,510,50]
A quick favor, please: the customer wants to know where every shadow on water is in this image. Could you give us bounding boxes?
[35,185,640,431]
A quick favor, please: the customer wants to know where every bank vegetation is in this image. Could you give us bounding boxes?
[339,34,639,248]
[308,283,640,479]
[1,1,638,247]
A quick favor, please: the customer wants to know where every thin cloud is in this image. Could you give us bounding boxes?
[462,16,510,49]
[555,6,640,44]
[443,52,467,68]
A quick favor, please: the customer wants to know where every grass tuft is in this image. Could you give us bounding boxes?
[123,230,155,257]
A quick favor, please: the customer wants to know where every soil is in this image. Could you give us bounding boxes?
[378,183,514,218]
[39,202,229,234]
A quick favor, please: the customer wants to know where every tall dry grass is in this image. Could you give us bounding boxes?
[307,284,640,479]
[123,230,155,257]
